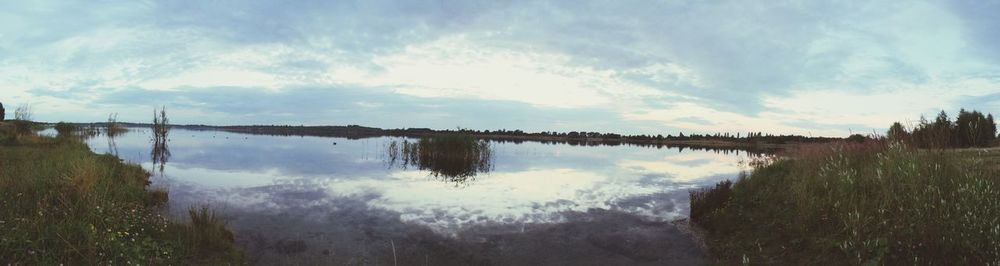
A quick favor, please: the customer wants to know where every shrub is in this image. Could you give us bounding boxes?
[105,113,128,136]
[13,104,31,121]
[55,122,76,138]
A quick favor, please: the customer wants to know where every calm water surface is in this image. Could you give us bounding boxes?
[84,128,754,265]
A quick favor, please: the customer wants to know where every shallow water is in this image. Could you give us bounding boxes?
[81,128,753,265]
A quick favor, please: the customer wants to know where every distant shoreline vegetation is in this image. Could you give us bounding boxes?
[216,125,841,147]
[48,122,841,153]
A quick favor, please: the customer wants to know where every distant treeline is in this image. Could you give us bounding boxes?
[51,122,842,153]
[205,124,838,153]
[216,125,384,139]
[209,124,838,143]
[887,109,997,149]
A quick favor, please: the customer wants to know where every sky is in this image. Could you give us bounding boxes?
[2,1,999,137]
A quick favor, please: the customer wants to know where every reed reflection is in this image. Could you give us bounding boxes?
[151,107,170,175]
[384,135,494,185]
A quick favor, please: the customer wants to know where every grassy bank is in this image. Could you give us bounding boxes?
[691,140,1000,264]
[0,123,243,264]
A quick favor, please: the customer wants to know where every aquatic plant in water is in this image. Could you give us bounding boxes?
[384,134,494,185]
[151,107,171,175]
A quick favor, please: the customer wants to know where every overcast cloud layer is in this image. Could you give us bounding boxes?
[3,1,999,136]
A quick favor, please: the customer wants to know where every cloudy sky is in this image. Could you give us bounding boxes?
[2,1,998,136]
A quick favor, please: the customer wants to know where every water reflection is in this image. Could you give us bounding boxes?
[487,138,776,157]
[151,108,171,175]
[105,129,120,157]
[151,137,170,175]
[384,135,494,185]
[81,128,761,265]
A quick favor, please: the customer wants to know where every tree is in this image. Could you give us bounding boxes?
[887,122,909,143]
[987,114,997,146]
[11,104,32,136]
[932,110,953,148]
[906,109,996,148]
[0,102,4,121]
[954,109,996,147]
[847,134,868,143]
[955,109,977,148]
[14,104,31,121]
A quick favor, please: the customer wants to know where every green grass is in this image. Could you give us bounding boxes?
[691,140,1000,264]
[0,123,243,264]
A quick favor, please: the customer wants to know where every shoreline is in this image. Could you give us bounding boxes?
[43,122,839,152]
[0,123,244,264]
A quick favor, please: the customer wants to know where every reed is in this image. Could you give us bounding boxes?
[384,134,494,183]
[105,113,128,136]
[54,122,76,139]
[152,107,169,143]
[151,107,171,174]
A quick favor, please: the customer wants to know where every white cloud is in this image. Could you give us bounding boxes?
[326,35,667,108]
[623,102,820,135]
[764,77,1000,127]
[3,0,999,135]
[140,67,284,90]
[619,152,748,182]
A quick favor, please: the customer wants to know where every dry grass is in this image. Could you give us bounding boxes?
[63,156,99,201]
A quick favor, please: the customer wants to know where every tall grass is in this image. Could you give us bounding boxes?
[0,122,243,264]
[183,207,237,256]
[690,139,1000,264]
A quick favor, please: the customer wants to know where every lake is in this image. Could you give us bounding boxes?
[81,128,755,265]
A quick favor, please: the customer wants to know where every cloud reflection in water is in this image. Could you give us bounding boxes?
[84,128,749,264]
